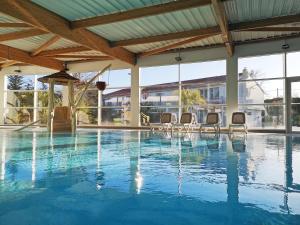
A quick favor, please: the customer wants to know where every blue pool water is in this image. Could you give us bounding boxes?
[0,130,300,225]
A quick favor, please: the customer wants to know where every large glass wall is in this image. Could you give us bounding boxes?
[100,69,131,126]
[4,74,62,125]
[140,65,179,123]
[140,60,227,125]
[73,72,99,126]
[180,60,227,126]
[238,54,285,129]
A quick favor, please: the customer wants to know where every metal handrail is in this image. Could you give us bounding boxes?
[15,119,41,132]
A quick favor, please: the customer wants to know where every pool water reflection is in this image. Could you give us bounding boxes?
[0,130,300,225]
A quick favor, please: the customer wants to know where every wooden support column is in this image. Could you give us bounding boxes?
[47,79,54,132]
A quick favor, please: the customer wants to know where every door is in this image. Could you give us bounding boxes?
[286,77,300,133]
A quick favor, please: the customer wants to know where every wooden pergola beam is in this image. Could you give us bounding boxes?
[140,34,217,57]
[31,35,60,56]
[211,0,233,56]
[71,0,213,29]
[0,28,47,42]
[0,22,31,28]
[0,0,136,65]
[38,46,90,56]
[0,44,64,70]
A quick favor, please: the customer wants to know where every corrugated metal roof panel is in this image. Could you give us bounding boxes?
[224,0,300,24]
[2,34,55,52]
[61,50,106,56]
[32,0,173,21]
[0,12,22,23]
[125,39,184,53]
[0,28,29,35]
[46,38,80,50]
[89,6,217,41]
[124,34,222,53]
[180,35,223,48]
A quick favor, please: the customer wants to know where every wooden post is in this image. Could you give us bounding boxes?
[68,80,76,132]
[47,79,54,132]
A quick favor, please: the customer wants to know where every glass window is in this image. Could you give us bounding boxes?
[238,79,284,104]
[4,108,34,125]
[180,60,226,81]
[287,51,300,77]
[239,105,285,129]
[100,69,131,88]
[6,91,34,107]
[77,108,98,125]
[140,65,179,123]
[238,54,284,80]
[6,75,35,90]
[180,60,227,126]
[141,65,178,86]
[238,54,285,129]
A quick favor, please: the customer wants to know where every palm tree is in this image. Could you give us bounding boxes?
[181,89,206,113]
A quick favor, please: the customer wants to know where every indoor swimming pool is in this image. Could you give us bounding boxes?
[0,130,299,225]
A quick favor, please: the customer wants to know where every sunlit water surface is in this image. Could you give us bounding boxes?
[0,130,300,225]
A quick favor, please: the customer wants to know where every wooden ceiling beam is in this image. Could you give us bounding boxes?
[67,58,111,64]
[113,15,300,47]
[211,0,233,56]
[0,0,136,65]
[0,28,47,42]
[240,26,300,32]
[230,14,300,31]
[38,46,90,56]
[0,60,19,68]
[112,26,220,47]
[0,44,64,70]
[71,0,213,29]
[51,55,112,60]
[31,35,60,56]
[0,22,31,28]
[140,34,217,57]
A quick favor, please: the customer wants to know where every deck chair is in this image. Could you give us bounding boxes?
[52,106,72,132]
[152,112,177,132]
[229,112,247,133]
[200,112,220,133]
[174,113,197,132]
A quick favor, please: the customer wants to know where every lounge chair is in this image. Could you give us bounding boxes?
[229,112,247,133]
[52,106,72,132]
[151,112,177,132]
[174,112,197,132]
[199,112,220,133]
